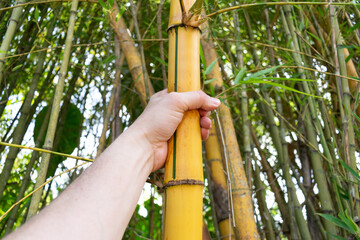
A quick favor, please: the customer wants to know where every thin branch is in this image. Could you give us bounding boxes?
[204,2,359,19]
[0,0,98,12]
[0,141,94,162]
[0,161,90,222]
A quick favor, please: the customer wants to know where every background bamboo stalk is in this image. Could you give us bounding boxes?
[282,5,337,237]
[201,14,259,239]
[0,17,56,201]
[253,161,276,240]
[233,5,252,188]
[26,0,80,219]
[156,0,167,88]
[3,100,51,235]
[109,2,154,107]
[330,4,360,218]
[0,0,26,87]
[96,37,125,156]
[205,120,234,240]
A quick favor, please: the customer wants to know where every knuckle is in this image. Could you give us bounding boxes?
[167,92,181,105]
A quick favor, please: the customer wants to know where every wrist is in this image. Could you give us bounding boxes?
[121,122,154,174]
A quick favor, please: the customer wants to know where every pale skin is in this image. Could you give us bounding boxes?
[6,90,221,240]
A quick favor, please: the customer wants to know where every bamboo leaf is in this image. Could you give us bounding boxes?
[340,210,360,234]
[200,45,206,68]
[307,30,321,42]
[93,17,105,22]
[339,158,360,183]
[102,55,117,64]
[209,84,215,97]
[326,232,347,240]
[98,0,108,10]
[350,21,360,31]
[204,78,217,85]
[234,67,247,85]
[257,77,315,82]
[204,59,217,75]
[318,213,354,233]
[108,0,114,9]
[34,6,39,20]
[244,65,280,81]
[12,64,22,71]
[154,56,168,67]
[244,80,321,98]
[351,109,360,123]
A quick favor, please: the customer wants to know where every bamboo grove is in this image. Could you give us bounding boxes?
[0,0,359,239]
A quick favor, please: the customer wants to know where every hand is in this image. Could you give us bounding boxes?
[131,90,221,171]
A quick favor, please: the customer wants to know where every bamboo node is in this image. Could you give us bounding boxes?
[164,179,204,188]
[167,24,201,33]
[7,18,18,28]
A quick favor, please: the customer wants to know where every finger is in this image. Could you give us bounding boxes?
[200,116,211,129]
[201,128,209,140]
[199,109,210,117]
[171,91,221,112]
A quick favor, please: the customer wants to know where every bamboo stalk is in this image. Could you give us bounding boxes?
[217,104,259,239]
[3,100,51,235]
[329,4,360,218]
[200,11,259,238]
[249,125,290,235]
[0,0,26,87]
[0,80,16,119]
[201,21,235,239]
[26,0,80,219]
[205,120,234,240]
[204,2,358,19]
[96,37,125,156]
[108,2,154,107]
[157,0,167,88]
[281,5,337,237]
[244,10,307,238]
[112,37,123,141]
[163,1,203,238]
[234,7,252,188]
[253,161,276,240]
[0,16,56,202]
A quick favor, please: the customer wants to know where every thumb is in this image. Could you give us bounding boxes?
[173,91,221,111]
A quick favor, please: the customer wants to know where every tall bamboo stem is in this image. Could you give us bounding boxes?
[0,0,26,87]
[4,100,52,234]
[253,161,276,240]
[281,5,337,237]
[201,11,258,239]
[163,1,203,238]
[205,120,234,240]
[109,2,154,107]
[233,6,252,188]
[27,0,79,219]
[96,37,125,156]
[157,0,167,87]
[329,4,360,217]
[0,16,56,201]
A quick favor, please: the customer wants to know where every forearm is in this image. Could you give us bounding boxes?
[6,126,153,240]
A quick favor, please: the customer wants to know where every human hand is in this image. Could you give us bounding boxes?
[130,90,221,171]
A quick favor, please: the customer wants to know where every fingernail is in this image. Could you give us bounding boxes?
[212,98,221,106]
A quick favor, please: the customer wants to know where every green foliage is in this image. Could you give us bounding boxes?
[318,211,360,239]
[34,103,82,177]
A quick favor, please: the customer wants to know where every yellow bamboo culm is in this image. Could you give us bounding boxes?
[205,121,235,240]
[163,0,203,239]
